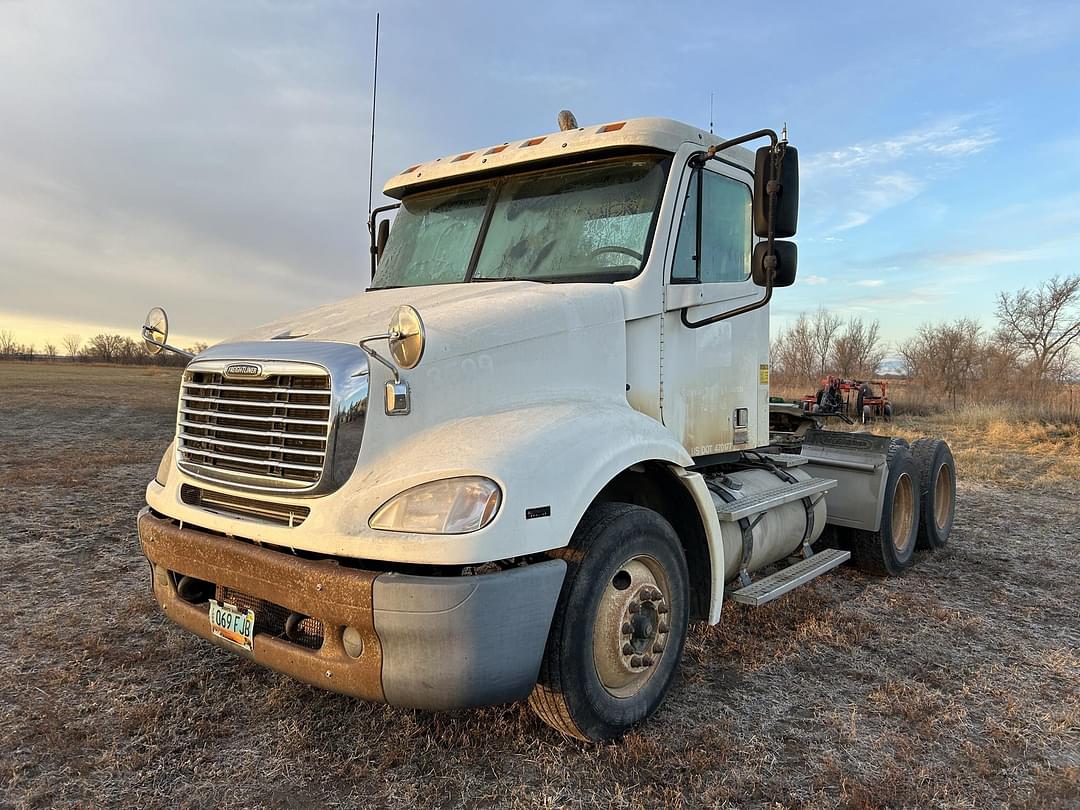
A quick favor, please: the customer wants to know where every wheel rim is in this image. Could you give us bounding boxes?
[891,472,915,552]
[592,555,671,699]
[933,463,954,530]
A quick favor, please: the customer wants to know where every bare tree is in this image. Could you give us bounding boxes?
[772,312,817,383]
[187,341,209,356]
[832,317,886,378]
[0,329,16,358]
[44,343,57,360]
[995,274,1080,384]
[62,333,82,360]
[85,333,127,364]
[899,318,985,409]
[810,307,842,377]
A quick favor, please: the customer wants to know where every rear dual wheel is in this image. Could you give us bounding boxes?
[849,445,921,576]
[529,503,690,742]
[911,438,956,549]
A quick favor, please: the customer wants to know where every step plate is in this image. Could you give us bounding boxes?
[730,548,851,607]
[714,477,837,521]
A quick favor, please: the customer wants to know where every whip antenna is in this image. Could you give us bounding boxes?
[367,12,380,217]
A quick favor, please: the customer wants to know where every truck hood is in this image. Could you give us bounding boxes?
[229,281,626,362]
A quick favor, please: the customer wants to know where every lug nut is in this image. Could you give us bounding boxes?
[622,622,633,635]
[628,601,640,614]
[630,655,643,668]
[643,656,654,667]
[658,622,669,634]
[623,643,633,655]
[653,642,665,654]
[657,603,669,614]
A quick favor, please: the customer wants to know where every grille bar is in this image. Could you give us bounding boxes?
[178,420,327,442]
[177,366,332,490]
[182,394,330,411]
[183,382,314,395]
[180,435,326,456]
[181,446,324,472]
[180,407,330,426]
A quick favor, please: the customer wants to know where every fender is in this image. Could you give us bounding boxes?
[334,398,726,620]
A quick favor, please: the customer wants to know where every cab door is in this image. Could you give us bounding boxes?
[659,157,770,458]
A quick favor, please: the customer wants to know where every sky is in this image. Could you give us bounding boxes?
[1,0,1079,351]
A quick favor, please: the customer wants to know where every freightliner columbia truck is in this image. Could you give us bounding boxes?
[137,113,957,741]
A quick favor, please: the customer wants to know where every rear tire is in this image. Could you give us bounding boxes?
[849,446,921,576]
[528,503,690,742]
[911,438,956,549]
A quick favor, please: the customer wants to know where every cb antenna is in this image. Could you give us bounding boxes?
[709,92,714,134]
[367,12,380,217]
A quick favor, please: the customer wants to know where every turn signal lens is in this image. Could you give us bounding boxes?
[369,476,501,534]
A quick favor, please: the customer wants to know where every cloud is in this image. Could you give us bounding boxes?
[802,275,828,285]
[854,279,884,287]
[803,118,997,176]
[802,115,996,234]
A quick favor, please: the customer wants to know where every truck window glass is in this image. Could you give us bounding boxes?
[672,170,752,283]
[473,157,666,282]
[373,184,491,288]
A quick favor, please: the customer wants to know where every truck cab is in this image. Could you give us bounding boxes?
[138,115,956,741]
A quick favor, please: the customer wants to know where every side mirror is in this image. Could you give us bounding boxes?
[140,306,194,359]
[376,219,390,261]
[752,241,797,287]
[753,145,798,238]
[142,306,169,355]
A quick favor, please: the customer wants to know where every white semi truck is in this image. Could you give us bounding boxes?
[137,114,957,741]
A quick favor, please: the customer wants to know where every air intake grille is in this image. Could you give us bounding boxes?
[180,484,311,526]
[177,367,331,491]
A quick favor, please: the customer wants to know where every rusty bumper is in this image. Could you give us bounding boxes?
[138,508,566,709]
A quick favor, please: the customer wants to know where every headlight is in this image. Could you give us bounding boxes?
[369,476,501,534]
[154,441,175,486]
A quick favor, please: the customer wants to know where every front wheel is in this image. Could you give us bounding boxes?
[528,503,690,742]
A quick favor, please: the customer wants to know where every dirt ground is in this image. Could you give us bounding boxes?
[1,362,1077,809]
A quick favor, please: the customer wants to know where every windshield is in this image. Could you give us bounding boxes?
[372,155,669,288]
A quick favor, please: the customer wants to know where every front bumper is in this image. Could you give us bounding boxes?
[138,509,566,709]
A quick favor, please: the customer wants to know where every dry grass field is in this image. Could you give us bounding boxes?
[1,362,1078,809]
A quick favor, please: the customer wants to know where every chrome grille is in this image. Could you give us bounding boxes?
[177,366,331,491]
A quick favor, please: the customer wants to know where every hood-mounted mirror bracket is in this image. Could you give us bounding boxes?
[357,332,410,416]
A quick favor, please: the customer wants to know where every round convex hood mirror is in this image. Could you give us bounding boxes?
[388,305,425,369]
[142,306,169,355]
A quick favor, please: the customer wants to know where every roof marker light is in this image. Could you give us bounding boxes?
[401,164,420,175]
[452,151,475,162]
[520,137,546,147]
[484,144,508,155]
[598,121,626,133]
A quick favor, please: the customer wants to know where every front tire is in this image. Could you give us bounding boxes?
[528,503,690,742]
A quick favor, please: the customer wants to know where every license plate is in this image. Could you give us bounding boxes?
[209,599,255,651]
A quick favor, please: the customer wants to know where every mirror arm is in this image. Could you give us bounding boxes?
[681,129,785,330]
[357,332,402,383]
[141,328,195,360]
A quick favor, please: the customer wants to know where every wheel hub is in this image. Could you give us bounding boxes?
[593,556,671,698]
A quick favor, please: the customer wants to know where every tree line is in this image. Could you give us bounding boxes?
[0,330,208,366]
[772,274,1079,408]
